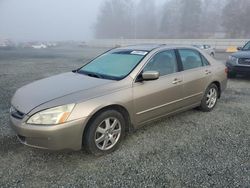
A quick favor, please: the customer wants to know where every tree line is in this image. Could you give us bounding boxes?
[94,0,250,39]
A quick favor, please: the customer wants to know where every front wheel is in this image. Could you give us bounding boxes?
[199,84,219,112]
[83,110,125,156]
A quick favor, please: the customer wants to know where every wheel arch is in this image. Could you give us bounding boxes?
[82,104,133,144]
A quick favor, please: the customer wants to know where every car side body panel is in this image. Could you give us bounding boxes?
[180,67,211,106]
[132,72,184,125]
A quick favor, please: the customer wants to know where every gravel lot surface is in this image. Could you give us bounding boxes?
[0,46,249,187]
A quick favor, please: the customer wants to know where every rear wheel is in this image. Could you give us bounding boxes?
[199,84,219,112]
[83,110,125,156]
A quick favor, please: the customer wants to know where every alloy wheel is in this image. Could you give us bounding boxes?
[206,88,217,109]
[95,117,121,151]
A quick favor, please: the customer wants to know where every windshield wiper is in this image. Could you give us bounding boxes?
[86,72,103,79]
[74,70,120,80]
[76,70,103,79]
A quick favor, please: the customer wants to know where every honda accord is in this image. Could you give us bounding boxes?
[10,44,227,155]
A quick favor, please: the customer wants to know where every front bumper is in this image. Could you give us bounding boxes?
[226,63,250,75]
[10,115,88,151]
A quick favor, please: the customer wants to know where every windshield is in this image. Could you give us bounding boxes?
[78,50,148,80]
[243,42,250,50]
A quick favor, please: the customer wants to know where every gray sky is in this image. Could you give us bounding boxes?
[0,0,165,42]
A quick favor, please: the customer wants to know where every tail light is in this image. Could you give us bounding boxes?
[225,67,228,74]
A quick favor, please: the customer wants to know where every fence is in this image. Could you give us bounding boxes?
[88,39,250,51]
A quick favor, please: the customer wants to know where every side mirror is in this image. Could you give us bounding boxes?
[237,47,242,51]
[142,71,160,81]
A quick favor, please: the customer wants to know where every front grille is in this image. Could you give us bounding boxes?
[234,66,250,73]
[238,58,250,66]
[10,106,25,119]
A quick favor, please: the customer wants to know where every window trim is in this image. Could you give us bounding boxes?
[200,53,211,66]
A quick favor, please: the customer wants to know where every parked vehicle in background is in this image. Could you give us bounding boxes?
[226,41,250,78]
[10,44,227,155]
[0,38,15,49]
[193,45,215,57]
[31,44,47,49]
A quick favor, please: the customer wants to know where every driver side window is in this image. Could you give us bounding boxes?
[144,50,178,76]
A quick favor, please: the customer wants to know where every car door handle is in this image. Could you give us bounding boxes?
[172,78,182,84]
[205,70,212,75]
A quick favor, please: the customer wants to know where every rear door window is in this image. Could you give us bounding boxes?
[178,49,204,70]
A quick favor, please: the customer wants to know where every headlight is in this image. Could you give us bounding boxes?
[27,104,75,125]
[228,56,238,64]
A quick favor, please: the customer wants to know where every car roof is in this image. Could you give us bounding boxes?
[116,44,165,51]
[114,44,200,52]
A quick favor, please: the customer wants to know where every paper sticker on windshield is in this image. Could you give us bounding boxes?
[131,51,148,56]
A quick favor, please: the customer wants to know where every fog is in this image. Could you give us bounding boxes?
[0,0,103,41]
[0,0,165,41]
[0,0,249,41]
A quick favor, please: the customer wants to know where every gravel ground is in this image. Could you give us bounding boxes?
[0,47,249,187]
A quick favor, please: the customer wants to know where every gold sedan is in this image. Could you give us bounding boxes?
[10,45,227,155]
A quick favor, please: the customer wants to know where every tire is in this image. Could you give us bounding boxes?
[83,110,125,156]
[199,84,219,112]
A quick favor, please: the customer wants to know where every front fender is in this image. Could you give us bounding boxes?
[67,87,134,124]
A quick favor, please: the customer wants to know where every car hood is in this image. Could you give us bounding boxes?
[232,51,250,58]
[11,72,116,114]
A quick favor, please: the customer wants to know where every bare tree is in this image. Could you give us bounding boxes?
[200,0,225,37]
[222,0,250,38]
[160,0,182,38]
[135,0,158,39]
[179,0,202,38]
[94,0,250,39]
[160,0,202,38]
[242,3,250,37]
[95,0,134,38]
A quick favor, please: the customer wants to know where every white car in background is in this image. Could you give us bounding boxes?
[193,45,215,57]
[31,44,47,49]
